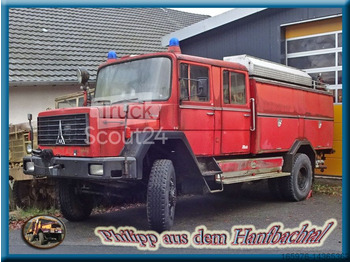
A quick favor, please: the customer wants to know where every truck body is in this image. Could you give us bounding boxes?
[23,39,333,232]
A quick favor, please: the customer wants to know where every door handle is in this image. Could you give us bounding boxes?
[207,112,215,116]
[244,114,250,117]
[250,98,256,131]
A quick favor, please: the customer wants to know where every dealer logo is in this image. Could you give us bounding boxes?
[56,120,65,145]
[22,215,66,249]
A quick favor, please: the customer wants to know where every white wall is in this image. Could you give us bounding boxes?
[9,85,81,124]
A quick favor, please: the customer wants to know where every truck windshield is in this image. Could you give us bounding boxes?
[94,57,171,104]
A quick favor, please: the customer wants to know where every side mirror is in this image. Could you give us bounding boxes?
[77,68,90,85]
[197,77,209,98]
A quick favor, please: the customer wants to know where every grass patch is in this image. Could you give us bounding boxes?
[9,207,61,230]
[313,181,342,196]
[10,207,61,221]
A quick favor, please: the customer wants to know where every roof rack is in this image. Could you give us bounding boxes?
[223,54,312,88]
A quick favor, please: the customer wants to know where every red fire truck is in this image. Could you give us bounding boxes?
[23,38,333,232]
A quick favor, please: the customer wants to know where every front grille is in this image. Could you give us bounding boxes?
[38,114,89,146]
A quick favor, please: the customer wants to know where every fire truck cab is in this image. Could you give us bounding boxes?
[23,38,333,232]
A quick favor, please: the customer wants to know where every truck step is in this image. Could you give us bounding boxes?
[219,171,290,184]
[202,170,222,177]
[202,174,223,193]
[216,157,283,177]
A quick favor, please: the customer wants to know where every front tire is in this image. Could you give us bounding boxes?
[38,232,46,245]
[147,159,176,233]
[58,180,93,222]
[280,153,313,201]
[28,233,35,242]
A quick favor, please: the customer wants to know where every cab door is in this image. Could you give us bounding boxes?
[221,69,251,154]
[178,62,215,156]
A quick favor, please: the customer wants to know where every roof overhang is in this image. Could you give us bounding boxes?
[280,13,342,27]
[162,8,266,46]
[9,81,96,88]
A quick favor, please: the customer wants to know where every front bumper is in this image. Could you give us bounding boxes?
[23,155,137,180]
[42,229,63,234]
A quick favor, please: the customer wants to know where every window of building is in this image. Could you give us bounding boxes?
[180,63,209,102]
[287,34,335,53]
[223,70,246,105]
[286,30,342,104]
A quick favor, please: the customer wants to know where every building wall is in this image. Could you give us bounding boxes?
[9,85,81,124]
[180,8,342,63]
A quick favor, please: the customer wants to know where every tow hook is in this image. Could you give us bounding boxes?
[49,164,62,176]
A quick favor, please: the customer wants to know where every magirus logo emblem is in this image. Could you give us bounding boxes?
[56,120,65,145]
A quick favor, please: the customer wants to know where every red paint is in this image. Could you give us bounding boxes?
[218,157,283,173]
[250,80,333,154]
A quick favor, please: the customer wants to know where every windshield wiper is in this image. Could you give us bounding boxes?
[111,98,142,105]
[92,99,111,105]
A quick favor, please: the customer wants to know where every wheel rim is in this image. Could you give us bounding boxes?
[168,177,176,219]
[297,166,309,191]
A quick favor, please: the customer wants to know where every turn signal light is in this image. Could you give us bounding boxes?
[125,127,131,140]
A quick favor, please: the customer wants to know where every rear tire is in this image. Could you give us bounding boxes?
[279,153,313,201]
[147,159,176,233]
[58,180,93,222]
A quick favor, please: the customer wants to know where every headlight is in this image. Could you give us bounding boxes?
[25,162,35,172]
[26,144,32,154]
[76,68,90,85]
[89,164,103,176]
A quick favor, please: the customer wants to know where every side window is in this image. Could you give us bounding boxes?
[223,71,229,104]
[223,70,246,105]
[180,63,209,102]
[180,64,189,101]
[78,97,84,107]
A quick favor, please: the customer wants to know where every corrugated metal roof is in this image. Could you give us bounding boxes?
[9,8,209,84]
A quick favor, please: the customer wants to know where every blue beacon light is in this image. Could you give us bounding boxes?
[168,38,181,53]
[107,50,117,60]
[169,37,179,47]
